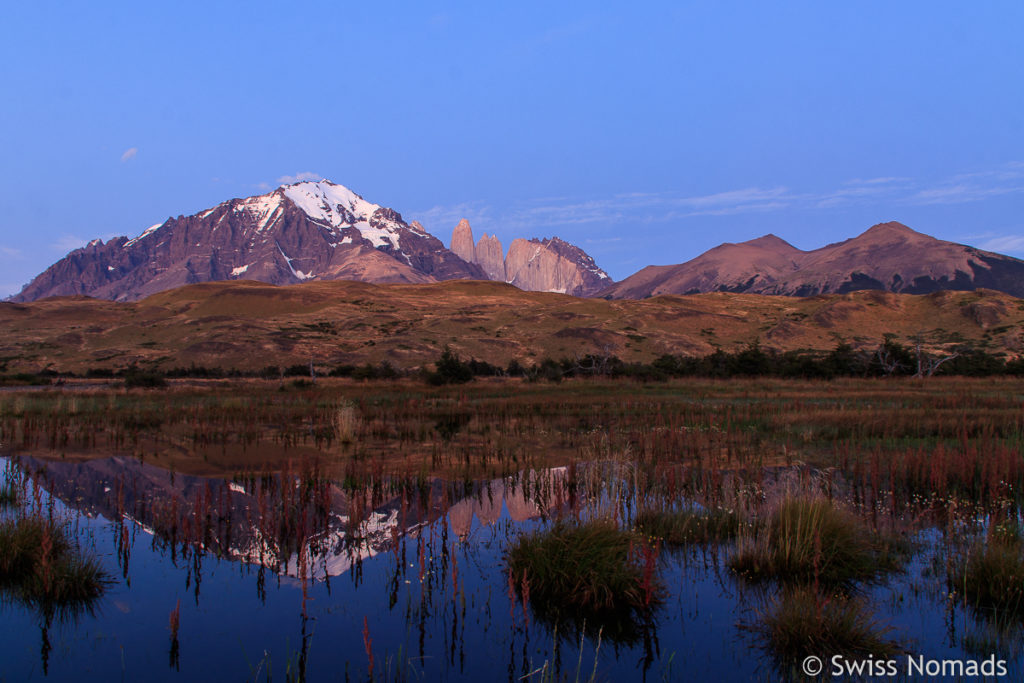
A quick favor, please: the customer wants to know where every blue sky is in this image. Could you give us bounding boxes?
[1,2,1022,297]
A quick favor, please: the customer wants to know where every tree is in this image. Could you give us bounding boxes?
[430,347,473,385]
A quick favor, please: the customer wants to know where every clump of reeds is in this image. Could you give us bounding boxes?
[506,518,662,614]
[0,515,110,607]
[730,496,900,585]
[757,586,900,663]
[635,506,743,545]
[955,519,1024,618]
[333,399,359,445]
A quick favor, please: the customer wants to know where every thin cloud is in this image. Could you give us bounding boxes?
[52,234,91,253]
[673,186,791,209]
[910,184,1023,205]
[843,176,911,186]
[409,162,1024,238]
[412,202,493,244]
[977,235,1024,254]
[277,172,322,185]
[0,246,23,259]
[120,147,138,162]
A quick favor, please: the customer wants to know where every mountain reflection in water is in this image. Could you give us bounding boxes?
[19,456,567,579]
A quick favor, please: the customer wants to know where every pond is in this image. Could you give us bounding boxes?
[2,454,1021,682]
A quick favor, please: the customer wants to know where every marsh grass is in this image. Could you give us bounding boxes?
[506,519,662,615]
[956,520,1024,619]
[634,507,743,545]
[730,497,901,586]
[0,515,111,609]
[757,586,901,663]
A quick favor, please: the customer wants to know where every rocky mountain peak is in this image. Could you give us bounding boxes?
[450,219,475,263]
[13,181,485,302]
[448,221,610,296]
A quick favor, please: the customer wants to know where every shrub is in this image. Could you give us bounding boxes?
[429,347,473,385]
[123,367,167,388]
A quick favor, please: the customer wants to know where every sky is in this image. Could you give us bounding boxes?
[1,2,1022,297]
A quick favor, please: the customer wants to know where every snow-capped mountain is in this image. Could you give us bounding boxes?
[13,180,486,302]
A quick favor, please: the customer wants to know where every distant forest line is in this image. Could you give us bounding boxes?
[4,336,1024,387]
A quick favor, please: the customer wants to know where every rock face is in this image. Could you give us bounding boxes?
[450,219,475,264]
[505,237,610,296]
[474,233,506,281]
[14,181,485,302]
[448,220,611,296]
[601,222,1024,299]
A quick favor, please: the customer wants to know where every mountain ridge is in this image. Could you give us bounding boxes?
[601,221,1024,299]
[12,180,486,303]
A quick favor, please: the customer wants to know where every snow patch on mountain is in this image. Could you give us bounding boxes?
[124,223,164,248]
[283,180,402,250]
[234,194,284,232]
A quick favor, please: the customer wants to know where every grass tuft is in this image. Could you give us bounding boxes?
[0,516,111,609]
[956,522,1024,619]
[506,518,662,613]
[757,586,901,663]
[730,497,901,585]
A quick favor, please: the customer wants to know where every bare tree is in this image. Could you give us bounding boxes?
[911,333,960,378]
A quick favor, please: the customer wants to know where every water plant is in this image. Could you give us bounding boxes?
[634,506,743,545]
[955,520,1024,619]
[0,515,111,607]
[729,496,900,586]
[756,586,900,663]
[506,518,662,616]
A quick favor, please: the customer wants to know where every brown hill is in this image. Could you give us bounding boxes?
[602,222,1024,299]
[1,280,1021,374]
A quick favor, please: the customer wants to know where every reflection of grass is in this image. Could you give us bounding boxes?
[507,519,662,613]
[635,507,742,545]
[956,521,1024,619]
[0,515,110,611]
[758,586,900,662]
[0,482,17,509]
[730,497,901,586]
